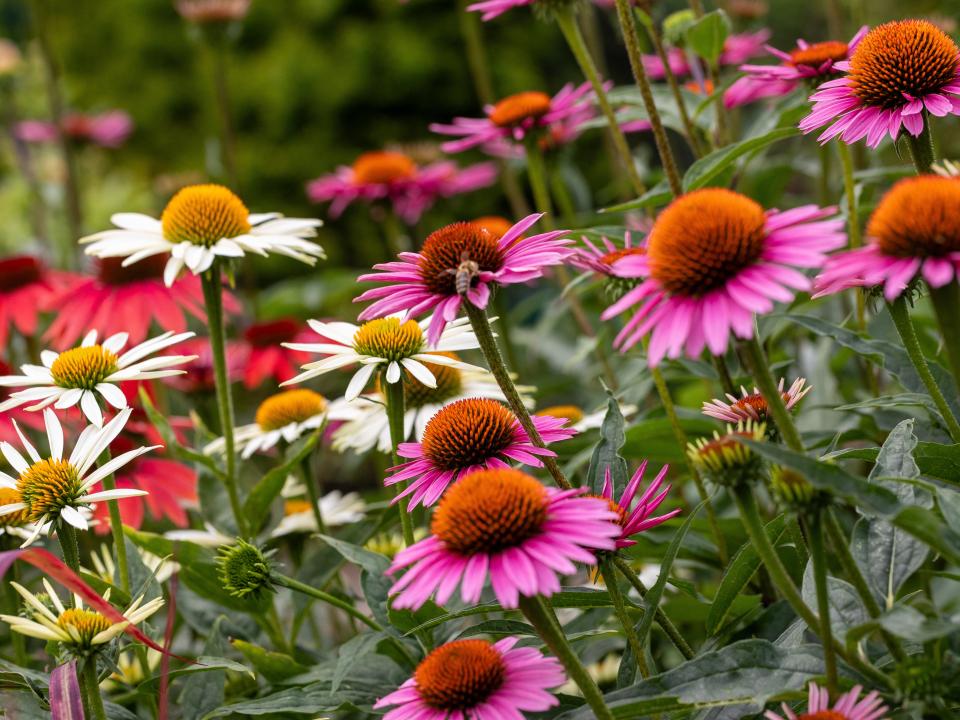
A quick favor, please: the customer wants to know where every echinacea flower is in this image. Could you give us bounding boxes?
[815,175,960,301]
[205,389,328,459]
[598,462,680,548]
[81,184,324,287]
[307,150,497,224]
[175,0,251,23]
[375,636,565,720]
[283,316,485,400]
[89,543,178,585]
[570,232,645,277]
[703,378,811,424]
[725,27,867,108]
[642,30,771,79]
[270,492,366,537]
[0,408,156,545]
[466,0,631,21]
[239,318,320,389]
[765,682,888,720]
[16,110,133,148]
[0,579,164,652]
[165,522,234,548]
[0,330,195,426]
[601,189,845,364]
[388,467,619,609]
[0,256,77,350]
[800,20,960,148]
[687,420,767,488]
[356,215,574,344]
[386,398,576,509]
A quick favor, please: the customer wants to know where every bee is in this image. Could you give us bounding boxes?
[439,251,480,296]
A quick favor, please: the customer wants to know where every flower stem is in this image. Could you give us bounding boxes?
[928,282,960,400]
[464,302,571,489]
[456,0,494,105]
[200,266,247,537]
[301,452,326,536]
[886,295,960,443]
[81,660,108,720]
[98,447,130,593]
[205,27,238,187]
[384,377,416,547]
[58,523,81,574]
[523,140,555,220]
[554,5,647,196]
[804,509,838,694]
[600,558,650,677]
[614,0,683,197]
[519,595,615,720]
[712,354,736,396]
[739,333,805,452]
[837,142,869,330]
[905,119,935,174]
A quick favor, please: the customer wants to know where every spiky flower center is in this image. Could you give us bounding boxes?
[472,216,514,240]
[418,222,506,296]
[868,175,960,258]
[489,91,552,127]
[536,405,584,424]
[421,399,517,471]
[17,459,83,521]
[352,318,424,361]
[789,41,848,68]
[849,20,958,109]
[50,346,119,390]
[599,247,645,266]
[255,389,326,432]
[432,468,548,554]
[96,256,167,285]
[798,713,847,720]
[414,639,507,710]
[57,608,111,644]
[352,151,417,185]
[732,394,770,419]
[381,352,463,408]
[161,184,251,247]
[0,487,30,526]
[0,256,43,292]
[243,319,300,347]
[648,189,767,297]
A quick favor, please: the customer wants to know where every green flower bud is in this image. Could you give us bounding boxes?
[217,540,276,600]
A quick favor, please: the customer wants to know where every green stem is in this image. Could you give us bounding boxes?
[837,142,869,336]
[886,296,960,443]
[1,81,49,246]
[554,6,646,196]
[928,282,960,399]
[712,354,736,396]
[98,448,130,593]
[464,302,571,489]
[614,0,683,197]
[207,28,238,187]
[80,660,108,720]
[301,453,326,536]
[600,558,650,677]
[612,555,695,660]
[3,563,26,664]
[739,334,805,452]
[456,0,495,104]
[523,140,554,222]
[805,510,838,694]
[58,523,81,574]
[905,119,935,174]
[519,595,615,720]
[200,266,247,536]
[385,378,416,547]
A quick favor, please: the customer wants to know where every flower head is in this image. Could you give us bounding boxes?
[602,189,844,364]
[0,330,195,426]
[270,491,366,537]
[388,467,619,609]
[0,408,157,545]
[356,215,573,344]
[764,682,888,720]
[17,110,133,148]
[81,184,324,287]
[386,398,576,509]
[599,462,681,549]
[815,175,960,301]
[375,636,565,720]
[218,540,276,599]
[703,378,811,424]
[0,256,78,350]
[642,30,770,79]
[175,0,251,23]
[687,420,766,488]
[800,20,960,147]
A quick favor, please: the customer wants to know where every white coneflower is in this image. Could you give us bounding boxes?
[270,492,367,537]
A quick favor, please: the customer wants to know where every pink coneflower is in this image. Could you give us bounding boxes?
[703,378,810,423]
[815,175,960,301]
[599,462,680,549]
[642,30,770,80]
[765,682,888,720]
[386,398,576,509]
[430,83,596,154]
[601,188,845,364]
[0,256,77,349]
[374,636,565,720]
[239,319,320,389]
[387,467,620,609]
[570,231,645,277]
[467,0,636,20]
[356,214,573,344]
[307,151,497,224]
[17,110,133,148]
[800,20,960,148]
[44,256,239,350]
[725,27,867,108]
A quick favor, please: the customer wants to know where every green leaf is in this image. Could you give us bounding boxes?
[138,388,224,479]
[178,619,229,720]
[585,393,630,494]
[601,180,672,214]
[682,127,799,192]
[140,655,253,690]
[331,631,386,694]
[826,442,960,485]
[800,562,866,641]
[623,416,716,465]
[685,10,730,63]
[232,640,309,683]
[455,620,536,639]
[937,487,960,534]
[243,431,320,531]
[877,604,960,642]
[315,534,390,574]
[707,514,787,635]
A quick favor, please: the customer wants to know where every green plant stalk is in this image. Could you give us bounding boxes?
[886,296,960,443]
[58,522,81,574]
[600,558,650,677]
[712,354,737,396]
[905,119,935,174]
[385,378,416,547]
[1,81,49,246]
[739,334,805,452]
[519,595,615,720]
[524,140,555,221]
[465,302,571,489]
[928,282,960,400]
[805,510,838,694]
[98,448,130,593]
[301,453,326,536]
[554,6,646,196]
[81,660,108,720]
[837,142,868,329]
[206,28,238,187]
[200,267,247,537]
[3,563,26,664]
[612,555,695,660]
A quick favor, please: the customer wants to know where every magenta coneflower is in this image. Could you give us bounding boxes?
[601,189,845,365]
[386,398,575,509]
[17,110,133,149]
[388,467,619,609]
[356,214,573,344]
[374,636,565,720]
[307,151,497,224]
[600,462,680,549]
[570,231,645,277]
[703,378,811,424]
[765,682,888,720]
[642,30,770,80]
[240,318,318,389]
[467,0,637,21]
[0,256,77,349]
[800,20,960,148]
[725,27,867,108]
[815,175,960,301]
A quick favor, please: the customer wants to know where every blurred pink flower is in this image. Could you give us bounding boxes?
[642,30,770,79]
[0,256,78,349]
[16,110,133,148]
[240,318,321,389]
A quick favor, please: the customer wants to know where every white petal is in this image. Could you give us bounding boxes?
[400,359,437,388]
[82,330,98,347]
[41,350,59,368]
[344,364,377,402]
[53,388,83,409]
[80,392,104,427]
[60,505,89,530]
[0,443,29,475]
[385,361,401,384]
[102,333,129,354]
[83,488,149,502]
[82,447,158,490]
[111,213,162,232]
[44,411,63,460]
[95,383,128,410]
[163,256,185,286]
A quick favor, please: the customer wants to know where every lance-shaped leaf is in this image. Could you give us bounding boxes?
[585,393,630,495]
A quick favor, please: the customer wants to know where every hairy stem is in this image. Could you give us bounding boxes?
[98,447,130,593]
[81,660,108,720]
[805,510,838,694]
[928,282,960,402]
[739,333,805,452]
[385,378,416,546]
[905,119,935,174]
[600,558,650,677]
